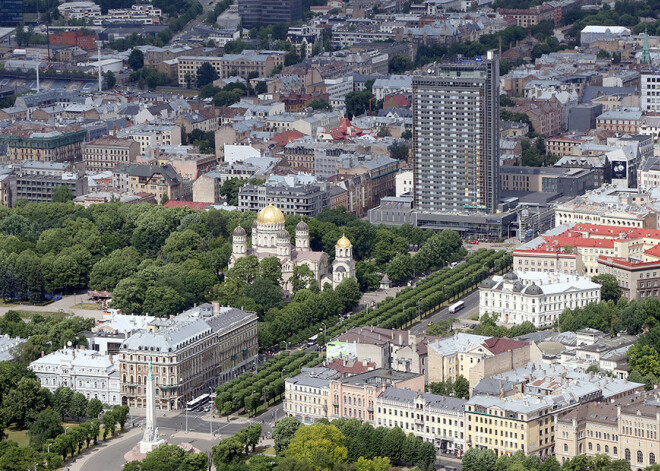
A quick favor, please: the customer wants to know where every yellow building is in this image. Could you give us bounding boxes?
[465,394,557,458]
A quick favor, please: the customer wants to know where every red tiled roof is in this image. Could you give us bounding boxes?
[271,130,306,146]
[384,94,410,107]
[163,201,212,210]
[326,358,375,374]
[482,337,528,355]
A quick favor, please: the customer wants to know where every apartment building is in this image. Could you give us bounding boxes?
[284,367,339,424]
[177,52,284,86]
[0,123,87,163]
[84,137,140,172]
[329,369,425,424]
[641,69,660,113]
[238,175,330,217]
[556,395,660,467]
[13,161,87,204]
[466,394,558,458]
[119,303,258,410]
[376,389,467,455]
[115,124,181,154]
[498,5,554,26]
[598,256,660,300]
[113,163,182,203]
[596,109,642,134]
[500,166,594,197]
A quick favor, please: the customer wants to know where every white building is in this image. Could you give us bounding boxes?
[376,388,467,454]
[396,170,413,196]
[479,271,601,328]
[324,76,354,109]
[29,348,121,405]
[642,71,660,113]
[580,26,631,46]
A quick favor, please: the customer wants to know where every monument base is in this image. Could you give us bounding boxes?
[124,438,166,463]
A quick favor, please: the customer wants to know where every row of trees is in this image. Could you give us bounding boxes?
[323,249,512,342]
[215,351,320,416]
[124,444,208,471]
[463,447,633,471]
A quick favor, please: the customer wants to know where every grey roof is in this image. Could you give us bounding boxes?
[286,367,339,388]
[114,163,180,185]
[377,388,466,412]
[582,86,636,102]
[334,368,421,386]
[472,377,518,396]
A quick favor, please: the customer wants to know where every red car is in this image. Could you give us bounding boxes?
[469,239,479,245]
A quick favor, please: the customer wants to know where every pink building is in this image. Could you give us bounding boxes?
[329,369,424,424]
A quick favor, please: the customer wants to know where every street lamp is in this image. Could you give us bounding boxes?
[209,387,214,436]
[282,341,290,353]
[320,322,327,348]
[65,426,70,435]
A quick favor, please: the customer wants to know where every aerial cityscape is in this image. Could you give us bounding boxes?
[0,0,658,470]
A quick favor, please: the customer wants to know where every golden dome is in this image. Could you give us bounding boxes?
[256,203,285,224]
[336,233,352,248]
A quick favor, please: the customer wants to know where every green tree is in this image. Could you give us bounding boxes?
[255,81,268,94]
[128,48,145,70]
[627,344,660,377]
[87,397,103,420]
[355,456,391,471]
[272,417,302,455]
[401,129,412,140]
[52,386,74,421]
[104,70,116,88]
[244,277,283,315]
[291,265,316,293]
[388,55,413,73]
[386,253,413,285]
[382,427,406,463]
[197,62,219,88]
[259,257,283,285]
[309,98,331,110]
[389,141,409,161]
[29,408,63,450]
[2,377,51,429]
[141,444,208,471]
[344,91,373,119]
[462,448,496,471]
[286,424,348,470]
[69,393,88,422]
[52,186,74,203]
[591,274,622,303]
[142,286,186,317]
[453,375,469,399]
[335,278,361,311]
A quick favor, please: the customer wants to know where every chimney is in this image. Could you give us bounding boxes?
[41,351,45,358]
[212,301,220,315]
[109,353,113,363]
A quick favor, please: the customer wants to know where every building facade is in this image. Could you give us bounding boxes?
[479,271,601,328]
[412,51,500,214]
[238,0,302,28]
[376,388,467,455]
[119,304,258,410]
[30,348,121,405]
[284,367,339,424]
[84,137,140,172]
[0,123,87,163]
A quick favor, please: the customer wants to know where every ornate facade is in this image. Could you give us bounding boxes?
[230,203,356,291]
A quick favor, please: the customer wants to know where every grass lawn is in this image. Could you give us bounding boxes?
[5,426,29,447]
[71,303,100,310]
[12,310,64,320]
[0,300,17,307]
[258,446,276,456]
[469,313,480,321]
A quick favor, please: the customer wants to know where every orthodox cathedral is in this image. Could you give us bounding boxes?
[230,203,356,292]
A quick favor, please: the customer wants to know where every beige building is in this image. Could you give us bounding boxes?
[556,396,660,469]
[119,303,258,410]
[329,369,424,424]
[284,367,339,424]
[83,137,140,172]
[426,333,539,389]
[177,51,285,86]
[113,163,183,203]
[466,394,558,458]
[376,389,467,455]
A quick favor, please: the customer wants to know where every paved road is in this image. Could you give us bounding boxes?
[81,404,283,470]
[0,293,105,320]
[409,290,480,335]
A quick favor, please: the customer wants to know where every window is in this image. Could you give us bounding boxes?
[625,449,630,461]
[638,450,644,464]
[651,453,656,465]
[563,444,568,452]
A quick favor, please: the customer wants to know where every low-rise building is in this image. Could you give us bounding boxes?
[119,303,258,410]
[376,389,467,455]
[30,348,121,405]
[596,109,642,134]
[115,124,182,154]
[284,367,339,424]
[13,161,87,204]
[329,369,425,424]
[113,163,182,203]
[238,174,331,217]
[500,166,594,197]
[479,271,601,328]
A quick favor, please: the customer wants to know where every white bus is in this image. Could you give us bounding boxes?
[448,301,465,313]
[186,393,210,411]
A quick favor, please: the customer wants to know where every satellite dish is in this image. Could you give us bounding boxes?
[67,341,73,347]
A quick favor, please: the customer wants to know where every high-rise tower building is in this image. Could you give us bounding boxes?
[412,50,500,214]
[238,0,302,28]
[0,0,23,26]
